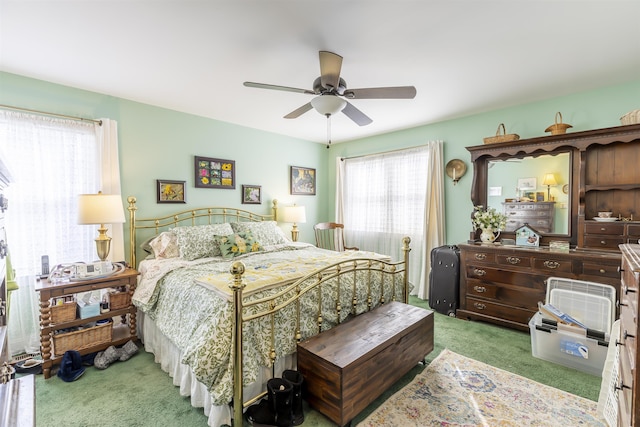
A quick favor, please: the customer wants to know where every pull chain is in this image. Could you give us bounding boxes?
[326,113,332,149]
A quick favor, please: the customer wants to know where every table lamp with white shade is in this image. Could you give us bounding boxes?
[542,173,558,201]
[77,192,126,261]
[281,204,306,242]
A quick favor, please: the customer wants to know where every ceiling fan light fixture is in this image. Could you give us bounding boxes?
[311,95,346,116]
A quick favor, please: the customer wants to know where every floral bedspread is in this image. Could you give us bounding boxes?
[132,244,405,406]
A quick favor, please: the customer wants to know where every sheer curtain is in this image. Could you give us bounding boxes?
[336,142,445,299]
[0,111,123,356]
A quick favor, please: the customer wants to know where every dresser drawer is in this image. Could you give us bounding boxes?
[464,265,546,291]
[465,296,536,325]
[582,262,621,280]
[584,235,625,250]
[532,257,573,274]
[465,280,545,309]
[618,346,634,426]
[620,311,637,370]
[585,222,625,235]
[628,223,640,238]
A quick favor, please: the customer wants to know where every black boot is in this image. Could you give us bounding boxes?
[282,370,304,426]
[245,378,293,427]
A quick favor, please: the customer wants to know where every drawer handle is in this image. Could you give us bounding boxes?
[473,268,486,277]
[623,330,635,340]
[599,269,606,273]
[615,340,624,347]
[624,285,637,295]
[543,260,560,269]
[473,285,486,293]
[600,227,606,231]
[506,256,520,265]
[617,300,627,308]
[474,253,486,261]
[600,240,606,245]
[473,302,486,310]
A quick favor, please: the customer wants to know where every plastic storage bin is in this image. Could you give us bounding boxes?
[529,277,616,376]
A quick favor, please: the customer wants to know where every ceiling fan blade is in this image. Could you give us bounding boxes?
[284,103,313,119]
[244,81,315,95]
[344,86,417,99]
[342,101,373,126]
[319,51,343,91]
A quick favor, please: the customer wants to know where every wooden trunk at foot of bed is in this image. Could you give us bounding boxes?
[297,302,434,426]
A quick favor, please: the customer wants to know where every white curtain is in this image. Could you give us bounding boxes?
[0,111,123,356]
[336,142,445,299]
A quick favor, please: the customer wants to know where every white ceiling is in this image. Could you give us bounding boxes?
[2,1,639,144]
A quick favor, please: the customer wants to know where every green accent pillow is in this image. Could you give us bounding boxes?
[173,223,234,261]
[216,231,263,259]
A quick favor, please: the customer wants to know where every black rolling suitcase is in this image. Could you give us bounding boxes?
[428,245,460,316]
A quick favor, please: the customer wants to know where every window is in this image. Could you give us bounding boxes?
[0,112,101,276]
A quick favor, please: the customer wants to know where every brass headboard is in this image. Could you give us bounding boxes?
[127,196,278,268]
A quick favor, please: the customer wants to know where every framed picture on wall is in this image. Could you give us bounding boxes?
[195,156,235,189]
[517,177,537,190]
[290,166,316,195]
[156,180,186,203]
[242,185,261,204]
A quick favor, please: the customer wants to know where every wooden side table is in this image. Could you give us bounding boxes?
[34,268,139,379]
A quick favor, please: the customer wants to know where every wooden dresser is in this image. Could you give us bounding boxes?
[618,244,639,426]
[457,243,621,331]
[502,201,555,233]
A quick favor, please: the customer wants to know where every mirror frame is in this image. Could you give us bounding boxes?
[466,137,579,246]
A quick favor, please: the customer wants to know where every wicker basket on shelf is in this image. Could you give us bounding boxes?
[52,322,112,356]
[108,290,131,310]
[50,300,77,323]
[544,112,572,135]
[483,123,520,144]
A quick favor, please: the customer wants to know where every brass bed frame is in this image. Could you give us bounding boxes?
[126,196,411,425]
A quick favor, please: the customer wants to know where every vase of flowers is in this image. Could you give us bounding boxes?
[472,206,507,243]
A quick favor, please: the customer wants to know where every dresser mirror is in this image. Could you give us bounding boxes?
[486,152,571,235]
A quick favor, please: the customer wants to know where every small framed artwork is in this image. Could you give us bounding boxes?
[195,156,235,189]
[157,180,186,203]
[242,185,262,204]
[517,177,537,191]
[290,166,316,195]
[536,192,545,202]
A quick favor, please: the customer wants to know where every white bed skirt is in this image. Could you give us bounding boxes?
[139,311,295,427]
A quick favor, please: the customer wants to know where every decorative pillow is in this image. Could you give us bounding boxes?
[148,231,180,259]
[140,235,156,254]
[216,231,263,259]
[172,223,234,261]
[230,221,289,246]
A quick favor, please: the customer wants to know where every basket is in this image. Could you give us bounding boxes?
[50,300,77,323]
[108,290,131,310]
[52,322,112,356]
[483,123,520,144]
[545,112,573,135]
[620,109,640,125]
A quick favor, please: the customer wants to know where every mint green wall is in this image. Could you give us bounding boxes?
[328,79,640,246]
[0,72,327,250]
[3,71,639,252]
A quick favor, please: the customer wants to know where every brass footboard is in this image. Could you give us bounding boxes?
[230,237,411,424]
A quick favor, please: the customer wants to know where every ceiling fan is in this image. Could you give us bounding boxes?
[244,51,416,144]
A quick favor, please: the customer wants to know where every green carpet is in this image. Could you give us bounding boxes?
[32,297,602,426]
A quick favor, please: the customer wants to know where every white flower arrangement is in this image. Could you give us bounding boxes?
[472,205,507,231]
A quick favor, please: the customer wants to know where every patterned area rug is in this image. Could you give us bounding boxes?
[357,349,606,426]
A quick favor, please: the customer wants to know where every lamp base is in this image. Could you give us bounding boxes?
[95,225,112,261]
[290,224,299,242]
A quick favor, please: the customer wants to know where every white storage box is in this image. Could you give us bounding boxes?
[529,312,609,376]
[529,277,616,376]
